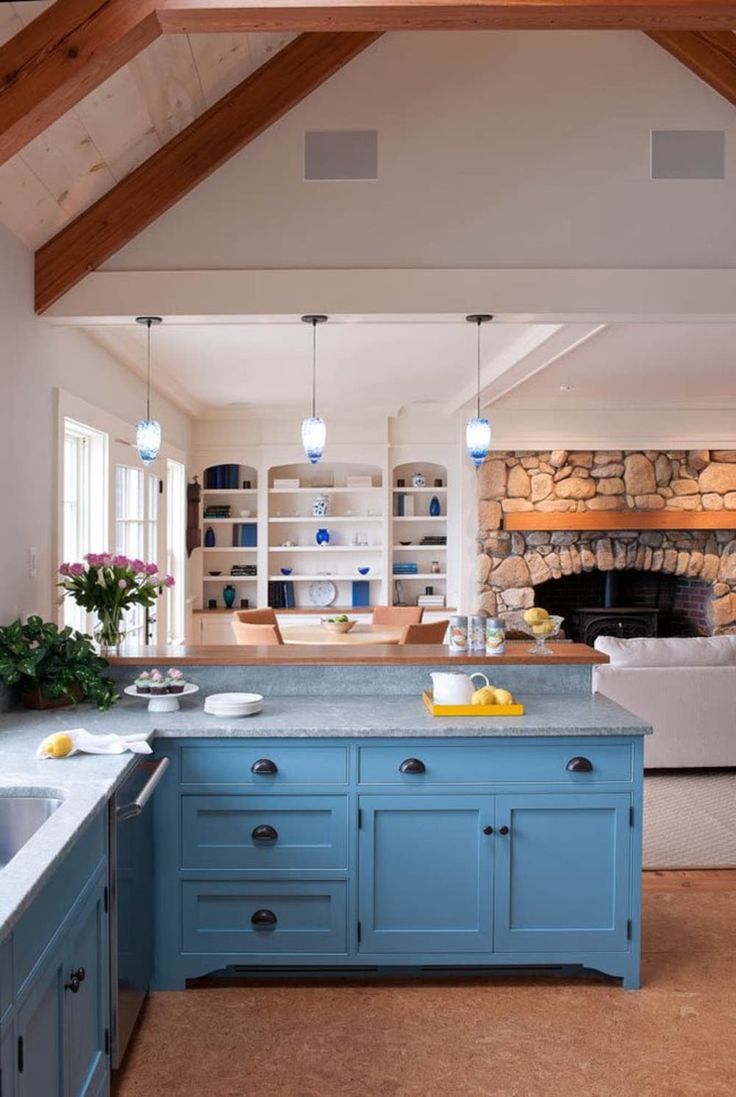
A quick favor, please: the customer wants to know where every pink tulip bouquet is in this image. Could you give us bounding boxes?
[59,554,174,652]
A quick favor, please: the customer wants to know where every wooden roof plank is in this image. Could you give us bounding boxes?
[648,29,736,105]
[34,30,381,312]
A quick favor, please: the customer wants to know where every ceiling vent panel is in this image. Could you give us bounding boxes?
[651,129,725,179]
[304,130,378,181]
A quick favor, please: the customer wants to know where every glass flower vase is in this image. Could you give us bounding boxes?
[94,610,126,655]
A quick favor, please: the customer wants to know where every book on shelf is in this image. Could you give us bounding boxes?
[267,580,295,609]
[418,595,445,607]
[205,464,240,490]
[233,523,257,547]
[394,494,415,517]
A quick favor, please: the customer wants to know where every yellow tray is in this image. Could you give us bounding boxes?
[422,691,525,717]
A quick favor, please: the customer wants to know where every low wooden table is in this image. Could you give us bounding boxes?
[282,624,403,645]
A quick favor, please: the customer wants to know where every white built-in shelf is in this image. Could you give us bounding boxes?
[203,575,257,582]
[202,489,257,496]
[270,545,381,553]
[392,487,447,493]
[269,516,382,524]
[203,518,256,524]
[269,487,382,495]
[392,516,446,522]
[394,544,447,551]
[268,574,380,582]
[393,572,447,580]
[203,547,258,553]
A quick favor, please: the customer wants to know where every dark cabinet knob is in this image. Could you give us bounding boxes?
[73,967,86,982]
[251,824,278,842]
[483,825,494,835]
[251,909,277,928]
[498,825,510,835]
[251,758,278,775]
[65,976,81,994]
[399,758,425,774]
[566,756,593,773]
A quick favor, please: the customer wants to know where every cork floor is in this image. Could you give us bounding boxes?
[114,871,736,1097]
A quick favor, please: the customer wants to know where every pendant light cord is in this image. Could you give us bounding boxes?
[146,319,152,420]
[476,318,481,419]
[311,318,317,419]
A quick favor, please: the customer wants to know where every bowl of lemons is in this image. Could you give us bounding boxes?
[520,607,564,656]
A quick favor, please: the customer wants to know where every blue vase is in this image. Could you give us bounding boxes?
[316,528,330,545]
[429,495,441,517]
[223,584,236,608]
[204,526,216,547]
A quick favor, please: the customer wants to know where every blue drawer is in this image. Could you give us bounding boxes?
[181,795,348,871]
[14,810,106,993]
[180,744,348,787]
[0,936,11,1020]
[182,881,347,955]
[359,742,633,785]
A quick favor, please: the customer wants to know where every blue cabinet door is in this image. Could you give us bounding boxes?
[65,876,109,1097]
[2,1019,15,1097]
[358,795,494,954]
[15,949,65,1097]
[493,793,632,953]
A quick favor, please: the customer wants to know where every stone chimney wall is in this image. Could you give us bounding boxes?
[477,449,736,633]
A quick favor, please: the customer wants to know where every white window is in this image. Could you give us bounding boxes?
[166,459,187,644]
[61,419,107,632]
[115,465,147,640]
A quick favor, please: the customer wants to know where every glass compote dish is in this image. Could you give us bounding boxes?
[520,614,564,656]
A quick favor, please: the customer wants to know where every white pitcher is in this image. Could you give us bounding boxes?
[430,671,490,706]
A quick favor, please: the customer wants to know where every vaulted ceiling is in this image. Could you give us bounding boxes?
[0,3,294,248]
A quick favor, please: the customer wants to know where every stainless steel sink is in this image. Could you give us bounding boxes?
[0,794,63,870]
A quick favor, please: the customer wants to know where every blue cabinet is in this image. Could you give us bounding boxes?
[154,736,643,989]
[2,814,109,1097]
[493,793,631,954]
[358,795,494,953]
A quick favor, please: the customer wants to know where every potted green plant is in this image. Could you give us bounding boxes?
[0,617,118,711]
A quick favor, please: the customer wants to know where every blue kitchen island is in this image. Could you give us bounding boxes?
[0,644,650,1097]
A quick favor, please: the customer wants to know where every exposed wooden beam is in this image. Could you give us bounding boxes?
[647,29,736,106]
[158,1,736,33]
[0,0,160,167]
[34,31,381,312]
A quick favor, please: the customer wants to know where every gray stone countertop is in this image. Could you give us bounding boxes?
[0,693,650,939]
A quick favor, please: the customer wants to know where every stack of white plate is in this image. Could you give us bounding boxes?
[204,692,264,718]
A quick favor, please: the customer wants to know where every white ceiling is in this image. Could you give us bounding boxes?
[495,323,736,409]
[86,318,736,419]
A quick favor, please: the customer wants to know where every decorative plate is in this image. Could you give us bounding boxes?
[308,580,337,607]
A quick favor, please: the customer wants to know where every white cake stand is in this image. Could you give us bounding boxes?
[124,683,199,713]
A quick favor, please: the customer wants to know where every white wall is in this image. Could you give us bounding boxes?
[103,31,736,273]
[0,224,192,624]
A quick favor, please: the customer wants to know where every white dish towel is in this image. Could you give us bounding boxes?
[37,729,152,759]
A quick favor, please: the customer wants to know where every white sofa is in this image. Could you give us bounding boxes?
[592,635,736,868]
[592,635,736,769]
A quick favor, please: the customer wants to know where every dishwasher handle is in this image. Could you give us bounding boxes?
[116,757,170,822]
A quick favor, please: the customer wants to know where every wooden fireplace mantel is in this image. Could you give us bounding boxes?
[503,512,736,532]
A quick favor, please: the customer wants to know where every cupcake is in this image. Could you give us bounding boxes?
[167,669,186,694]
[134,670,152,694]
[149,669,167,695]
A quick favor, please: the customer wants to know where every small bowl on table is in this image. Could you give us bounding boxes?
[320,617,356,635]
[519,615,564,656]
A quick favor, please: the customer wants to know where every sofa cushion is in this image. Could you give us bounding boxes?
[594,634,736,667]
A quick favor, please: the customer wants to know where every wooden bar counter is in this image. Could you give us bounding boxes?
[109,642,607,667]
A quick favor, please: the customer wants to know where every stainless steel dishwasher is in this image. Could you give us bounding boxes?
[108,756,169,1069]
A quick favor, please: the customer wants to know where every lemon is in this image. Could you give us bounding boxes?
[523,607,549,625]
[492,688,514,705]
[42,733,74,758]
[532,621,555,637]
[472,686,497,705]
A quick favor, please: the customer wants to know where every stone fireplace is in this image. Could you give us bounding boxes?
[477,450,736,636]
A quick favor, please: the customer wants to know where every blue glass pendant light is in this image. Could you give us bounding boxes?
[301,314,328,464]
[135,316,163,466]
[465,313,493,467]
